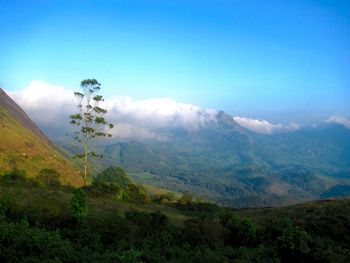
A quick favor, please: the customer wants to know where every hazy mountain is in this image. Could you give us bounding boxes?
[88,110,350,207]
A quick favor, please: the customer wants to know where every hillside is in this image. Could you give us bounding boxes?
[0,88,82,186]
[0,170,349,262]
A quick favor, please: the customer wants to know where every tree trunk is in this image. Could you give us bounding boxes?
[83,143,87,186]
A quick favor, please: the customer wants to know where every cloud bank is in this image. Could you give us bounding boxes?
[8,80,217,140]
[233,116,300,134]
[8,80,75,127]
[7,80,309,139]
[326,116,350,129]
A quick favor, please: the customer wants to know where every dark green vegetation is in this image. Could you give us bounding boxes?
[1,168,350,262]
[90,114,350,207]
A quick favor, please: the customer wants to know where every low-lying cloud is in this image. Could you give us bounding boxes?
[326,116,350,129]
[233,116,300,134]
[7,80,310,139]
[8,80,217,140]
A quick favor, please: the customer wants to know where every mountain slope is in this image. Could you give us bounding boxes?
[91,112,350,207]
[0,88,52,145]
[0,88,82,186]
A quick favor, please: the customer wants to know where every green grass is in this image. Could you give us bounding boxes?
[0,107,82,186]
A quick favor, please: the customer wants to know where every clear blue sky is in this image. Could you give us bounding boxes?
[0,0,349,123]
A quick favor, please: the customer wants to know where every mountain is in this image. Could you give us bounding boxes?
[0,88,82,185]
[89,111,350,207]
[13,86,348,206]
[0,88,51,145]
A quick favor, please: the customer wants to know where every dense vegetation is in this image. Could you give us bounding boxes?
[1,167,349,262]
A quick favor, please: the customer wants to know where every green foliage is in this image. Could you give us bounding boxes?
[1,172,350,262]
[124,184,151,203]
[4,168,27,181]
[86,180,124,200]
[95,166,131,187]
[152,192,177,205]
[70,188,88,220]
[273,219,310,262]
[184,218,225,248]
[0,192,20,219]
[87,167,145,202]
[178,193,193,205]
[0,219,75,262]
[220,213,257,246]
[36,168,61,187]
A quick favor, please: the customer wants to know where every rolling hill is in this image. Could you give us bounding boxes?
[0,88,82,186]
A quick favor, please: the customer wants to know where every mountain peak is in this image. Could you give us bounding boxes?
[215,110,245,132]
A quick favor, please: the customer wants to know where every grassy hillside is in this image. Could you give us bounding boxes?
[0,107,82,186]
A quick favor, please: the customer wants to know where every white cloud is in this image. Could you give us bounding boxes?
[8,81,308,139]
[233,116,300,134]
[8,80,75,127]
[7,80,217,140]
[105,96,217,131]
[326,116,350,129]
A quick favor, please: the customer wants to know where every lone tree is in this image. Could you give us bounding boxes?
[70,79,114,186]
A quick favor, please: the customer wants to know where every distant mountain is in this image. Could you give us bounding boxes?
[13,87,348,206]
[0,88,82,185]
[89,110,350,207]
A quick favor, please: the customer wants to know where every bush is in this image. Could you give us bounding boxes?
[70,188,88,221]
[125,184,151,204]
[0,219,75,262]
[86,180,124,200]
[0,193,21,220]
[4,168,27,181]
[178,193,193,205]
[184,218,225,248]
[220,214,257,246]
[36,168,61,187]
[95,166,131,187]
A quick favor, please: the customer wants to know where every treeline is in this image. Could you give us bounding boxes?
[0,167,350,262]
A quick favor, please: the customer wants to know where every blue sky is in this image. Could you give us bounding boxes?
[0,0,349,123]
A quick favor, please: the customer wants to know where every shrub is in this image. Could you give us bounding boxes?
[0,193,21,219]
[95,166,131,187]
[125,184,151,204]
[178,193,193,205]
[86,180,124,200]
[36,168,61,187]
[184,218,225,248]
[4,168,27,181]
[70,188,88,221]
